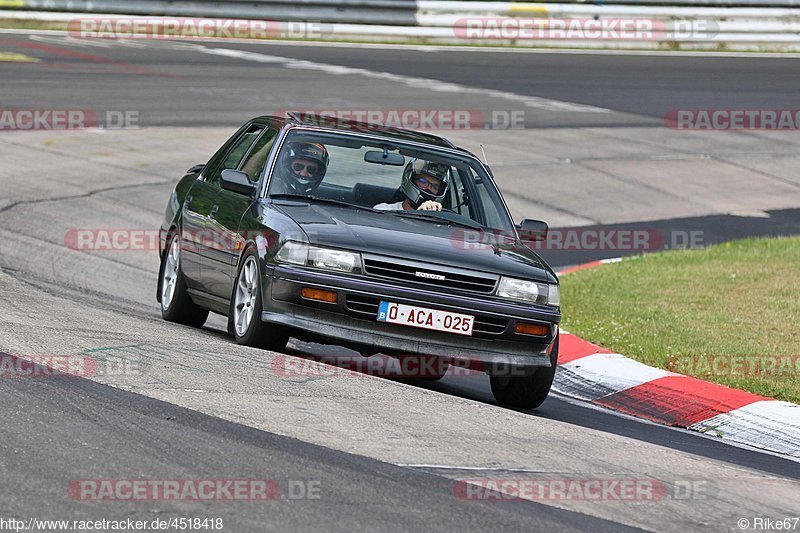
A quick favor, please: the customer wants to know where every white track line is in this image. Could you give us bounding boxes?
[5,26,800,57]
[195,44,610,113]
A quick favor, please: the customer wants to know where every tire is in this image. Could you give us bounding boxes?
[159,231,209,328]
[416,373,447,381]
[490,335,559,409]
[230,251,289,351]
[413,357,449,381]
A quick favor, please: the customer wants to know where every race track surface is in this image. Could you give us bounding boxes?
[0,32,798,531]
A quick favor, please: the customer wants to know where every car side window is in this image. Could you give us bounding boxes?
[467,168,506,229]
[239,127,278,183]
[447,168,466,215]
[205,125,264,185]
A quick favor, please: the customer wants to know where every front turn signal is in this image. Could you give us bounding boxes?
[301,287,338,303]
[514,323,549,336]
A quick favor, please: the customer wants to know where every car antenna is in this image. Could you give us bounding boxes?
[479,144,493,177]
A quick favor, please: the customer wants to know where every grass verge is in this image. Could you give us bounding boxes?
[561,236,800,404]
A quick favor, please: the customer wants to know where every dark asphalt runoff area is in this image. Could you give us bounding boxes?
[1,34,799,128]
[206,42,800,122]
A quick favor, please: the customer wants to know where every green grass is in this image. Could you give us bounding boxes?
[561,236,800,404]
[0,19,67,31]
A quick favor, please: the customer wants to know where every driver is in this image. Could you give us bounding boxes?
[270,142,329,195]
[374,159,449,211]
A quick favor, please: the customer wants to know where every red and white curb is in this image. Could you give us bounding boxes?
[556,257,623,276]
[555,260,800,460]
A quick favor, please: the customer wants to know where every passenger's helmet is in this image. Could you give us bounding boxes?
[400,159,449,208]
[279,142,329,194]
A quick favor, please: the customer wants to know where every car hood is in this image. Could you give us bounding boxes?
[274,202,556,283]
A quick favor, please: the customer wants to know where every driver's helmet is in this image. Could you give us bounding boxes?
[278,142,329,194]
[400,159,449,208]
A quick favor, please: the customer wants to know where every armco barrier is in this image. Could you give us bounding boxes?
[4,0,800,49]
[417,3,800,46]
[10,0,419,25]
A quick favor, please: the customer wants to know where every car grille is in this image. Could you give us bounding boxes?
[345,295,508,337]
[362,258,497,294]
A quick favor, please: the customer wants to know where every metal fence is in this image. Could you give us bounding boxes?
[12,0,800,12]
[5,0,800,48]
[14,0,418,25]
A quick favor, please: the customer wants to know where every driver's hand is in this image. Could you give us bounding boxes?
[418,201,442,211]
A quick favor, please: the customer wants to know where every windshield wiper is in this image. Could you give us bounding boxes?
[270,194,486,230]
[269,194,375,211]
[389,211,485,231]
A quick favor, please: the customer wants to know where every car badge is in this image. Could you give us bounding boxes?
[415,271,445,281]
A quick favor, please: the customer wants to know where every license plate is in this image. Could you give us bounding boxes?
[377,301,475,336]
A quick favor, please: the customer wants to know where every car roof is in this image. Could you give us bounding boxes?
[251,114,461,150]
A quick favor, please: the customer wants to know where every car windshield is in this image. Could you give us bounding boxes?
[267,129,515,232]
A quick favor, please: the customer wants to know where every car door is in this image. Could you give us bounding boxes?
[204,126,278,303]
[182,124,264,300]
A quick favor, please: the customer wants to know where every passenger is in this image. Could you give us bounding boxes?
[375,159,449,211]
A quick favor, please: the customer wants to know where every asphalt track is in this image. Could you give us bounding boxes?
[1,32,799,531]
[2,357,632,532]
[199,42,800,124]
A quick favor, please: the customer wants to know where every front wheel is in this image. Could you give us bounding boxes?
[490,335,559,409]
[159,232,208,328]
[230,251,289,351]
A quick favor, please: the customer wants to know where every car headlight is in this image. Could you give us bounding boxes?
[276,241,362,274]
[496,277,559,307]
[275,241,308,265]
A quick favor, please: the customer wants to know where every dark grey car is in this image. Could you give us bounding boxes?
[158,115,561,408]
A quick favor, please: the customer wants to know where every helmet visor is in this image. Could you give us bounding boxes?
[413,174,445,195]
[290,160,322,177]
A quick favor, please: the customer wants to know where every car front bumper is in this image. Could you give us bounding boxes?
[263,265,560,368]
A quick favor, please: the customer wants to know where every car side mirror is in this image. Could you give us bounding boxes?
[220,169,256,196]
[517,219,548,241]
